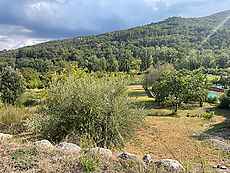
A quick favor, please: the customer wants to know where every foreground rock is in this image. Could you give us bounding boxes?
[143,154,153,165]
[154,159,184,172]
[117,152,139,160]
[56,142,81,154]
[35,140,54,149]
[89,147,113,160]
[0,133,13,141]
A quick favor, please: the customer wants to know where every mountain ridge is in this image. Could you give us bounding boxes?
[0,10,230,72]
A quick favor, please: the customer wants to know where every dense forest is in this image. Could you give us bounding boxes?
[0,10,230,75]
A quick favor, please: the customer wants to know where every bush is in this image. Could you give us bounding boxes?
[33,74,142,148]
[219,90,230,109]
[0,66,25,105]
[202,112,215,120]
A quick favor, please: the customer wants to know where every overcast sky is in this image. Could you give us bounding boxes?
[0,0,229,50]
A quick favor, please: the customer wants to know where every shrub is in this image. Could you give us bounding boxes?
[33,74,142,148]
[202,112,215,120]
[219,91,230,109]
[11,147,38,171]
[0,66,25,105]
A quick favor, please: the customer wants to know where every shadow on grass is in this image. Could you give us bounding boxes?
[128,90,146,97]
[203,108,230,139]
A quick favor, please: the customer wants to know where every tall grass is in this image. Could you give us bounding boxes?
[33,73,143,148]
[0,106,31,125]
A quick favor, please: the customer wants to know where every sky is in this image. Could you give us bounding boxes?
[0,0,230,50]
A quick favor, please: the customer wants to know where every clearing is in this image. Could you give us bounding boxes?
[125,85,230,170]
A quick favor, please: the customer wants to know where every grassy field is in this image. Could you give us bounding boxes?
[125,85,230,170]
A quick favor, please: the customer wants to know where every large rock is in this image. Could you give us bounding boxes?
[35,140,54,149]
[56,142,81,154]
[154,159,184,172]
[0,133,13,141]
[89,147,113,160]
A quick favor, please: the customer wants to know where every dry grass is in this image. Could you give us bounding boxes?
[125,85,230,170]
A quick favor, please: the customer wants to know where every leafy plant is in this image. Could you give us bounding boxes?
[0,66,25,105]
[11,147,38,171]
[33,71,143,148]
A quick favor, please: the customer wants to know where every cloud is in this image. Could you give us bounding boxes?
[0,0,229,50]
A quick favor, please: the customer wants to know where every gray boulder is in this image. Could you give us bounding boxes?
[35,140,54,149]
[56,142,81,154]
[154,159,184,172]
[89,147,113,160]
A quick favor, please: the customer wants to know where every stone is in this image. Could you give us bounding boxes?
[89,147,113,160]
[154,159,184,172]
[0,133,13,141]
[117,152,138,160]
[35,140,54,149]
[217,164,227,170]
[56,142,81,154]
[143,154,152,165]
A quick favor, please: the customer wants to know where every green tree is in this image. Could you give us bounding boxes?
[0,66,25,104]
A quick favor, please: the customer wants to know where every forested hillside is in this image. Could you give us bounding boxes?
[1,10,230,73]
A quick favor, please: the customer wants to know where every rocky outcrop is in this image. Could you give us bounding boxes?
[35,140,54,149]
[89,147,113,160]
[154,159,184,172]
[56,142,81,154]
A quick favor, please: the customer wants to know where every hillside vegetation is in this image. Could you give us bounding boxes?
[0,10,230,74]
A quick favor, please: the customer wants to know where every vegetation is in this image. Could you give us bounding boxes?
[144,66,209,112]
[0,66,25,105]
[0,11,230,81]
[32,69,142,148]
[0,10,230,173]
[219,90,230,109]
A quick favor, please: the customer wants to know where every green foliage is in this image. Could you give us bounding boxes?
[0,66,25,105]
[79,153,101,173]
[219,90,230,109]
[33,71,143,148]
[144,68,208,112]
[20,68,42,89]
[1,11,230,74]
[202,112,215,120]
[11,147,38,171]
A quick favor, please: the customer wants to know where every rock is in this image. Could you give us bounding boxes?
[217,164,227,170]
[0,133,13,141]
[143,154,152,165]
[56,142,81,154]
[89,147,113,160]
[35,140,54,149]
[154,159,184,172]
[117,152,138,160]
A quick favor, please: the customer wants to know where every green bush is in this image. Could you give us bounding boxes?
[219,91,230,109]
[0,66,25,105]
[202,112,215,120]
[33,73,142,148]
